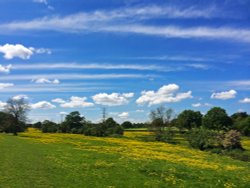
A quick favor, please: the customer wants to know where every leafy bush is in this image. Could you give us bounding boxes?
[41,120,58,133]
[186,127,219,150]
[155,129,175,143]
[84,118,123,137]
[236,116,250,136]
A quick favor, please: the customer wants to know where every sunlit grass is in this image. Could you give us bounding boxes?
[0,128,249,187]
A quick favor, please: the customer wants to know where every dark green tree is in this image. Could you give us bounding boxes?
[0,112,15,133]
[236,116,250,136]
[41,120,58,133]
[176,110,202,130]
[121,121,133,129]
[59,111,85,133]
[203,107,232,130]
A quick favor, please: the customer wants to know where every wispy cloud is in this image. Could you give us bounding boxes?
[103,25,250,43]
[33,0,54,10]
[32,78,60,84]
[12,63,210,72]
[0,6,249,42]
[0,73,151,81]
[0,83,14,89]
[132,55,210,62]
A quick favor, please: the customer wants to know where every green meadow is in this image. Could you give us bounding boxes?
[0,129,249,188]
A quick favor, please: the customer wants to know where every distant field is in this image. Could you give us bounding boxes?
[0,129,249,188]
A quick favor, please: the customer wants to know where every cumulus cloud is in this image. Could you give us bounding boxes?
[118,112,129,119]
[32,78,60,84]
[0,64,12,73]
[92,92,134,106]
[239,97,250,103]
[211,90,237,100]
[30,101,56,109]
[136,84,192,106]
[0,44,51,60]
[0,83,14,89]
[0,101,6,109]
[52,98,65,104]
[12,94,28,101]
[60,96,94,108]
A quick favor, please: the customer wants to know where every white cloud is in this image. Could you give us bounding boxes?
[0,6,249,43]
[12,94,28,101]
[60,96,94,108]
[33,0,48,4]
[32,78,60,84]
[239,97,250,103]
[0,101,6,109]
[136,109,144,113]
[12,63,210,72]
[52,98,65,104]
[192,103,201,107]
[118,112,129,119]
[211,90,237,100]
[192,102,212,107]
[33,0,54,10]
[59,112,68,115]
[0,83,14,89]
[92,92,134,106]
[0,73,147,81]
[0,44,51,60]
[0,64,12,73]
[29,47,51,54]
[30,101,56,109]
[0,6,218,32]
[136,84,192,106]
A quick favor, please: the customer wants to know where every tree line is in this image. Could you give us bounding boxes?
[149,105,249,161]
[0,98,249,144]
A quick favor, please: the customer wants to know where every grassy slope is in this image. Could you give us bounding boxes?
[0,129,249,188]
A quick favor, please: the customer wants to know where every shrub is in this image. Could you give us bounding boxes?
[41,120,58,133]
[221,130,242,150]
[155,128,175,143]
[236,116,250,136]
[186,127,218,150]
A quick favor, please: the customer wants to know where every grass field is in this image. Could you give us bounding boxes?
[0,129,249,188]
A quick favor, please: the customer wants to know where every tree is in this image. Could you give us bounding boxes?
[41,120,58,133]
[59,111,85,133]
[231,112,248,122]
[121,121,133,129]
[149,106,174,131]
[203,107,232,131]
[103,117,123,136]
[150,106,175,143]
[236,116,250,136]
[32,121,42,129]
[0,112,15,133]
[4,97,30,135]
[176,110,202,130]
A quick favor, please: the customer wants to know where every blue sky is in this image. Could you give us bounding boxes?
[0,0,249,123]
